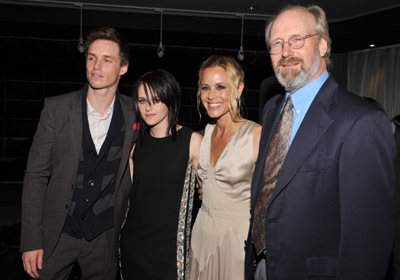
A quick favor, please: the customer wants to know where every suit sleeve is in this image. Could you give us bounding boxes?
[20,98,55,252]
[337,109,396,279]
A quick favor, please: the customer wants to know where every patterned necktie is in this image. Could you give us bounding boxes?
[253,96,294,255]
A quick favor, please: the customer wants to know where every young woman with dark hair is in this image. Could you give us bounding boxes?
[120,69,202,279]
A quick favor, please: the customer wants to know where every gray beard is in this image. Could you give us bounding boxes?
[275,55,321,92]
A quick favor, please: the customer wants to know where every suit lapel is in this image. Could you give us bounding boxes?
[69,90,84,168]
[269,77,338,204]
[394,125,400,147]
[116,94,136,190]
[251,95,285,207]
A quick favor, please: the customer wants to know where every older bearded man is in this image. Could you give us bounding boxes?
[245,5,396,280]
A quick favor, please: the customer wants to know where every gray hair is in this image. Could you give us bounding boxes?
[265,5,332,68]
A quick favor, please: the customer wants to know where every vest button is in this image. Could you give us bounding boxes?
[81,215,87,220]
[88,180,94,187]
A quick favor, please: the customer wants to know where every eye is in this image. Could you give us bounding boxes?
[138,99,147,104]
[201,85,210,91]
[290,36,304,47]
[216,85,226,90]
[152,98,161,104]
[271,40,283,48]
[87,56,95,61]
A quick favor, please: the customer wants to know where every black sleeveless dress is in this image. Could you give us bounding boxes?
[120,126,194,280]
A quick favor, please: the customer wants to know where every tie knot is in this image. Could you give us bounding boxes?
[284,96,293,112]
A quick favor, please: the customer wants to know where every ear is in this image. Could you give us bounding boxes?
[238,82,244,98]
[120,63,129,76]
[318,37,328,58]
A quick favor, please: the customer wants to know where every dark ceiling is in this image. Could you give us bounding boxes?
[1,0,400,53]
[5,0,400,21]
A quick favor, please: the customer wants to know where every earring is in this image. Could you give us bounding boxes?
[237,98,241,109]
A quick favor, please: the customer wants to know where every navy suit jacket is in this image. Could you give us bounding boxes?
[389,124,400,279]
[245,76,396,280]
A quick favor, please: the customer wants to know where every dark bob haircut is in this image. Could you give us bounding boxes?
[133,69,181,141]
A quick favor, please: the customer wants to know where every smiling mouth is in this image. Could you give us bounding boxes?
[278,57,302,68]
[208,103,222,108]
[282,62,299,67]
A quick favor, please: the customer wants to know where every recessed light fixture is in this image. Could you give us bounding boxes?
[247,6,258,11]
[370,44,375,48]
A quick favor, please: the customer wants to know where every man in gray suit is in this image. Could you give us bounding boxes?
[20,27,137,279]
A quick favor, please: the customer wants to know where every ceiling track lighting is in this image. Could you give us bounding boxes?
[238,15,245,61]
[157,10,165,58]
[77,3,85,53]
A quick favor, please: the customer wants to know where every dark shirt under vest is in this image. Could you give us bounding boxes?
[63,86,126,240]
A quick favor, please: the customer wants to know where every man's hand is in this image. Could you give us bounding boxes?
[22,249,43,279]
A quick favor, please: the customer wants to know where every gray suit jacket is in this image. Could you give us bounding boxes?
[20,86,137,261]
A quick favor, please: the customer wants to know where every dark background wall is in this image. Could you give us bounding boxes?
[0,19,274,278]
[1,2,399,225]
[0,2,399,278]
[1,4,400,192]
[0,19,272,189]
[2,3,400,223]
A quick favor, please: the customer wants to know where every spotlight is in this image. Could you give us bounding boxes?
[77,4,85,53]
[238,46,244,61]
[237,15,245,61]
[78,37,85,53]
[157,10,165,58]
[157,43,165,58]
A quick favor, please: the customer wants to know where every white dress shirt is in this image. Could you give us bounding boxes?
[87,97,115,154]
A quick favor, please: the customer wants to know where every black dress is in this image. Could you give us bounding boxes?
[120,126,195,280]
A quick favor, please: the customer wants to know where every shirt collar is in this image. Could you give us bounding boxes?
[87,96,116,118]
[285,70,329,115]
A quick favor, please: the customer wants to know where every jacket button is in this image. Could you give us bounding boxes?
[65,204,69,209]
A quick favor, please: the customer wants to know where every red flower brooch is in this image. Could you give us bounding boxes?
[133,123,140,131]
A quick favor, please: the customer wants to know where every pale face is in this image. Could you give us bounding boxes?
[270,9,327,93]
[86,39,128,92]
[200,66,240,121]
[137,84,169,131]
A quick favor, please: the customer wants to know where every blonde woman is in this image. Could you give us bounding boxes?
[190,56,261,279]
